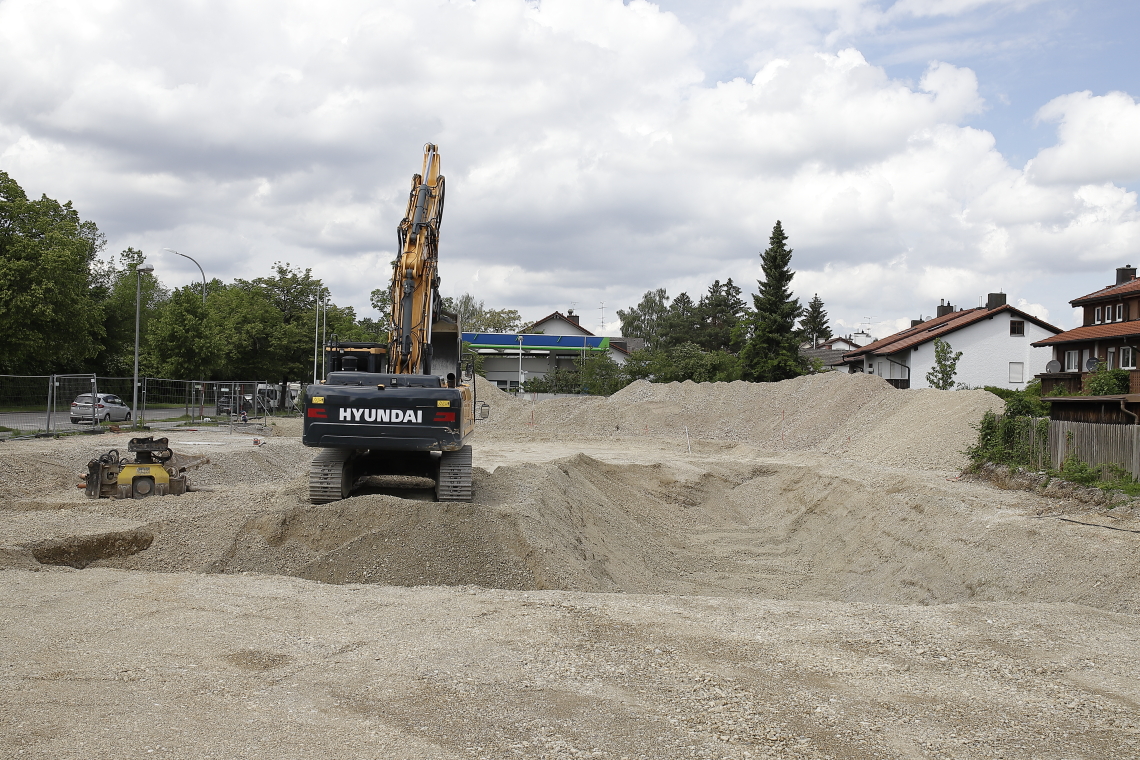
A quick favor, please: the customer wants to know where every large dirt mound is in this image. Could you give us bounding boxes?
[90,453,1140,613]
[479,372,1000,470]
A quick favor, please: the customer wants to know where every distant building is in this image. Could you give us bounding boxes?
[842,294,1061,389]
[800,334,865,371]
[465,310,631,391]
[1033,265,1140,394]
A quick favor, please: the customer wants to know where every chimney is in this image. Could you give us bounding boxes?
[1117,265,1136,285]
[565,309,580,326]
[986,292,1007,310]
[910,319,923,328]
[936,299,955,318]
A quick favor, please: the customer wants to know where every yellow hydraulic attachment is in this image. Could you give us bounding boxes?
[82,437,190,499]
[388,143,446,375]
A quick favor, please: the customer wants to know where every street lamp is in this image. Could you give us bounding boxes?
[163,248,207,419]
[517,334,524,392]
[163,248,206,304]
[132,262,155,426]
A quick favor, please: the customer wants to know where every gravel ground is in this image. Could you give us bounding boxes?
[0,374,1137,759]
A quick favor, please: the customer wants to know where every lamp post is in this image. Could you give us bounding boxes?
[517,334,524,392]
[132,263,155,426]
[163,249,206,304]
[163,249,207,418]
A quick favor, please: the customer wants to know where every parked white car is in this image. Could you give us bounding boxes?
[71,393,131,424]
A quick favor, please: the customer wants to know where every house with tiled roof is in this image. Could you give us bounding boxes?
[1032,266,1140,394]
[842,295,1061,389]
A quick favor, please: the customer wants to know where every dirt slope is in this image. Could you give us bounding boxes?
[479,372,1000,471]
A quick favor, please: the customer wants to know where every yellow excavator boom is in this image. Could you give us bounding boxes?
[388,143,445,374]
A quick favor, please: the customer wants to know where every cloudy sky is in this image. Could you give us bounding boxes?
[2,0,1138,339]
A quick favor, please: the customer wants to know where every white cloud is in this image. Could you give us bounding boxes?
[1029,91,1140,185]
[0,0,1136,333]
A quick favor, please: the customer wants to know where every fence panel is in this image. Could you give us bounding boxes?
[0,374,53,434]
[1048,419,1140,479]
[0,374,300,436]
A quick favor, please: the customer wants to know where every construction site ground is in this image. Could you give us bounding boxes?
[1,373,1137,759]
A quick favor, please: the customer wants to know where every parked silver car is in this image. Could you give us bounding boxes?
[71,393,131,424]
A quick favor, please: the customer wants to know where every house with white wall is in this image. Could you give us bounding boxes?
[842,294,1061,389]
[464,310,632,390]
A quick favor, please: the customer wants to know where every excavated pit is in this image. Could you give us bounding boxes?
[30,529,154,568]
[79,453,1140,612]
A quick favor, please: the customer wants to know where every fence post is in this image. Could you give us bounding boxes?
[44,375,53,434]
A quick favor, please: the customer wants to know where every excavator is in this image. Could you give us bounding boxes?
[302,144,487,503]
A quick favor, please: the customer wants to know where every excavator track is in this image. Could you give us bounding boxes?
[436,445,473,502]
[309,448,353,504]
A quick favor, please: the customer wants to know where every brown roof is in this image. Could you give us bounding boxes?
[1071,278,1140,305]
[525,311,595,336]
[1031,320,1140,346]
[845,304,1061,359]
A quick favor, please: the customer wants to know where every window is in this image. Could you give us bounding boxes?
[1109,347,1117,369]
[1118,304,1125,322]
[1095,307,1102,324]
[1010,320,1025,336]
[1009,362,1024,383]
[1122,347,1136,370]
[1064,350,1080,372]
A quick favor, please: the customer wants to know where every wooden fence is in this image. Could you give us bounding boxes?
[1048,419,1140,478]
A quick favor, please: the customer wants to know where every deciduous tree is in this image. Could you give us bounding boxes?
[0,171,106,373]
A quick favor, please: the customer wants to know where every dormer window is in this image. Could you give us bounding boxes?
[1117,304,1124,322]
[1095,307,1102,324]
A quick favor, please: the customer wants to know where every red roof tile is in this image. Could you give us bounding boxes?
[1031,320,1140,345]
[1071,278,1140,305]
[845,305,1061,358]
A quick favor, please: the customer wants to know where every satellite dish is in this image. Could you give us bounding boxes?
[1085,357,1100,372]
[1046,359,1061,373]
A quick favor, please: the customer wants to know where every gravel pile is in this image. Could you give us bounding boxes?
[479,372,1001,471]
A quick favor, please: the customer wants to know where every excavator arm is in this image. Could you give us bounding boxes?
[388,143,446,375]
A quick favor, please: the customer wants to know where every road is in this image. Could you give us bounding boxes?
[0,408,238,433]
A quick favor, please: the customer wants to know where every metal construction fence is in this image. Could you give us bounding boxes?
[0,374,303,435]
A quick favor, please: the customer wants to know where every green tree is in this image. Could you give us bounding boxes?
[522,365,582,394]
[577,352,628,396]
[92,248,167,375]
[617,288,669,349]
[622,345,742,384]
[925,338,963,390]
[0,171,107,373]
[441,293,522,333]
[145,285,218,379]
[206,283,289,380]
[658,292,702,348]
[696,278,747,353]
[239,263,326,403]
[799,293,832,347]
[738,221,804,382]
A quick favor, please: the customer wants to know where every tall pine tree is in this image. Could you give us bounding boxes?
[739,221,805,382]
[799,293,832,347]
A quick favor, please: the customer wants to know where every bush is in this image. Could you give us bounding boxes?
[984,379,1050,417]
[967,410,1048,469]
[1085,361,1130,395]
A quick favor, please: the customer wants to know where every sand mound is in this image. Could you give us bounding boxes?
[479,372,1000,470]
[87,453,1140,613]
